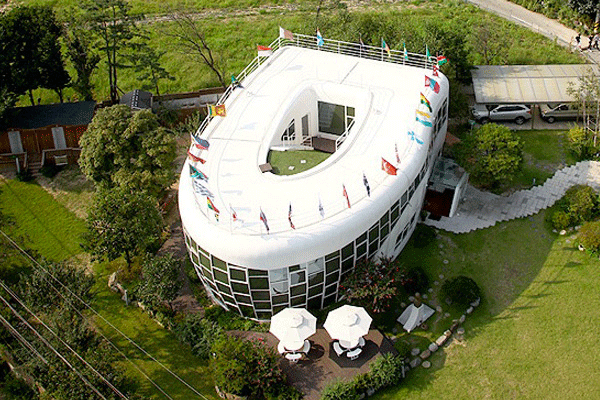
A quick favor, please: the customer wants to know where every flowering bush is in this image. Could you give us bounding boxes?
[341,259,401,313]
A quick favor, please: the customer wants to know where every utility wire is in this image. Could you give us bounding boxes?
[0,282,128,400]
[0,292,108,400]
[0,229,209,400]
[0,312,48,365]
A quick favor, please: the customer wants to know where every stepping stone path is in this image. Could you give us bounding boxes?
[424,161,600,233]
[422,361,431,369]
[411,348,421,356]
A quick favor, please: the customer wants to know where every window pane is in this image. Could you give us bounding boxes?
[307,259,324,275]
[290,284,306,297]
[369,241,379,257]
[251,290,270,301]
[380,211,389,226]
[308,271,324,287]
[290,270,306,285]
[326,271,340,286]
[211,255,227,271]
[221,293,235,304]
[240,305,255,318]
[342,257,354,273]
[271,281,289,296]
[269,268,287,283]
[325,258,340,274]
[216,282,231,295]
[341,242,353,260]
[380,224,389,240]
[249,277,269,290]
[229,268,246,282]
[231,282,250,294]
[325,284,337,296]
[256,311,273,320]
[307,296,322,310]
[291,295,306,307]
[288,265,301,273]
[325,250,339,261]
[273,304,287,315]
[318,101,346,135]
[308,285,322,298]
[234,293,252,304]
[369,224,378,242]
[356,242,367,259]
[254,301,271,310]
[191,252,199,266]
[323,294,336,308]
[356,231,367,244]
[200,253,210,269]
[213,269,229,285]
[272,294,289,305]
[248,269,268,276]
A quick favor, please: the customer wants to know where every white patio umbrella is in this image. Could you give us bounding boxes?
[324,305,372,343]
[269,308,317,350]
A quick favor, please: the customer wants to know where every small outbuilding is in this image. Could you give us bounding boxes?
[120,89,153,111]
[397,303,435,333]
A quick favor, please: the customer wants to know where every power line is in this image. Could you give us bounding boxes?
[0,312,48,365]
[0,292,108,400]
[0,282,128,400]
[0,229,209,400]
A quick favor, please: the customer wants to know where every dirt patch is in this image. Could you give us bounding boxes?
[36,165,95,219]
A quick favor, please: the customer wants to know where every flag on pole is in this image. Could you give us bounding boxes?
[191,134,210,150]
[359,36,366,56]
[316,29,324,47]
[192,180,214,198]
[207,197,220,214]
[382,158,398,175]
[395,143,401,164]
[343,184,351,208]
[318,198,325,218]
[231,74,243,88]
[437,55,448,65]
[257,45,273,57]
[260,209,270,233]
[426,44,430,59]
[416,110,431,119]
[433,63,439,77]
[425,76,440,93]
[408,131,424,144]
[420,93,432,112]
[279,26,294,40]
[229,204,237,222]
[363,173,370,197]
[403,42,408,60]
[382,38,391,57]
[187,150,206,164]
[189,164,208,182]
[207,104,226,117]
[416,117,433,127]
[288,203,295,229]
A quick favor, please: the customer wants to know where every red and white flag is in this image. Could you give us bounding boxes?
[288,203,295,229]
[395,143,400,164]
[257,45,273,57]
[382,157,398,175]
[425,76,440,93]
[230,204,237,222]
[279,26,294,40]
[187,149,206,164]
[343,184,351,208]
[432,63,439,77]
[260,209,270,233]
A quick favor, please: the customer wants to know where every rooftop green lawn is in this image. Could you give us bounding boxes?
[374,209,600,399]
[268,149,331,175]
[0,178,86,262]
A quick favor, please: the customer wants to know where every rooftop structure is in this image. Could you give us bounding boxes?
[179,34,449,320]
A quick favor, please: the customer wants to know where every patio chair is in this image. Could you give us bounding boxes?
[301,340,311,354]
[285,352,303,363]
[333,341,345,357]
[347,347,362,360]
[358,336,366,348]
[277,342,287,354]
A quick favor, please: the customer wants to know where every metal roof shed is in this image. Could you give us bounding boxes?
[471,64,600,105]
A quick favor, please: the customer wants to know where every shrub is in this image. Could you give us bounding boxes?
[174,314,222,359]
[40,163,63,178]
[393,339,411,359]
[551,210,571,231]
[578,221,600,253]
[204,306,267,331]
[564,185,598,223]
[320,380,359,400]
[367,353,404,390]
[411,225,437,248]
[16,169,33,182]
[442,276,481,307]
[567,126,597,160]
[400,266,429,295]
[341,259,400,313]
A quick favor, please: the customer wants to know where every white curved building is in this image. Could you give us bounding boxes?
[179,35,449,320]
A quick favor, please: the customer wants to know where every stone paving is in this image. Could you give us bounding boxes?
[424,161,600,234]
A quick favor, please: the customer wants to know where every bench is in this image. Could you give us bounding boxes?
[347,347,362,360]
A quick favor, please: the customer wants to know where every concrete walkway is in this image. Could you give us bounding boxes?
[465,0,600,64]
[424,161,600,233]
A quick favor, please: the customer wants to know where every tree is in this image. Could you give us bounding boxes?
[84,186,163,268]
[457,123,523,189]
[82,0,141,103]
[79,105,177,197]
[135,254,182,310]
[441,276,481,307]
[163,9,227,88]
[579,220,600,253]
[567,73,600,155]
[567,126,598,160]
[569,0,600,22]
[126,41,175,97]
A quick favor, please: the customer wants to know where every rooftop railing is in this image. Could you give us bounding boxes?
[194,33,436,138]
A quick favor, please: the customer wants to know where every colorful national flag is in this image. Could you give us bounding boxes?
[187,150,206,164]
[231,74,243,88]
[420,93,432,112]
[416,117,433,127]
[382,158,397,175]
[288,203,295,229]
[343,184,351,208]
[279,26,294,40]
[425,76,440,93]
[260,209,270,233]
[318,198,325,218]
[382,38,391,57]
[192,134,210,150]
[192,180,213,198]
[316,29,324,47]
[395,143,401,164]
[189,164,208,182]
[207,197,220,214]
[230,204,237,222]
[437,55,448,65]
[433,63,439,77]
[416,110,431,119]
[408,131,424,144]
[403,42,408,61]
[363,173,370,197]
[257,45,273,57]
[208,104,226,117]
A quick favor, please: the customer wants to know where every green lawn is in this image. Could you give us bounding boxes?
[375,210,600,399]
[0,178,86,262]
[268,149,331,175]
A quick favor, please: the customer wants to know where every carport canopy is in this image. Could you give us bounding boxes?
[471,64,600,105]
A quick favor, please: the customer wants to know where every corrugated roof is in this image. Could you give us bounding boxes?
[471,64,600,104]
[6,101,97,130]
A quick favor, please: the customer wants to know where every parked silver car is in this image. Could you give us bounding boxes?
[472,104,532,125]
[540,103,579,123]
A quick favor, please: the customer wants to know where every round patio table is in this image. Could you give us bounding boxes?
[339,338,360,350]
[281,340,304,352]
